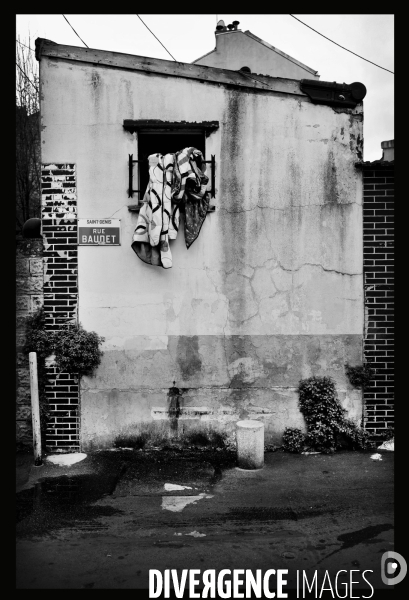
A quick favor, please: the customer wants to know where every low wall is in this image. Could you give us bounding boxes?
[16,237,44,447]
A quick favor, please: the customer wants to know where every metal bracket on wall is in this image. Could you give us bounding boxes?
[128,154,141,199]
[127,153,216,207]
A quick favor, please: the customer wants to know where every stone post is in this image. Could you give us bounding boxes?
[236,420,264,469]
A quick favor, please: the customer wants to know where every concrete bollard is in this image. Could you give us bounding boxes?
[236,420,264,470]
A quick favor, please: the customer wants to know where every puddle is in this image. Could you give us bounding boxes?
[336,524,394,550]
[46,453,87,466]
[162,493,214,512]
[164,483,192,491]
[317,524,394,564]
[113,458,218,497]
[16,473,122,536]
[226,506,325,523]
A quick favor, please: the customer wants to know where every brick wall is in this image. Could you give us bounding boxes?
[16,238,44,447]
[41,163,80,451]
[362,161,394,437]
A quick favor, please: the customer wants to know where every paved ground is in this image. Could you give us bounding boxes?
[16,448,394,591]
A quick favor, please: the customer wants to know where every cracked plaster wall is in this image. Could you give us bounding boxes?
[40,57,364,449]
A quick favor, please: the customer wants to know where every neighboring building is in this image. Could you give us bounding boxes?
[36,37,366,451]
[360,141,394,438]
[192,20,320,80]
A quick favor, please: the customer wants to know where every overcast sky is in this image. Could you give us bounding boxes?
[16,14,394,162]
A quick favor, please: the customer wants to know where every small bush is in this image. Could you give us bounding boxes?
[381,426,394,441]
[23,308,54,434]
[183,428,227,449]
[53,323,105,377]
[345,362,375,389]
[23,308,54,359]
[298,375,372,452]
[282,428,305,453]
[335,419,374,450]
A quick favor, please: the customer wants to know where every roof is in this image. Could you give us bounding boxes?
[356,160,394,169]
[243,30,319,76]
[192,29,319,77]
[35,38,308,98]
[35,39,363,110]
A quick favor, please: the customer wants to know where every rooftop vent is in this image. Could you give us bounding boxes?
[239,66,251,73]
[216,19,227,32]
[216,19,240,33]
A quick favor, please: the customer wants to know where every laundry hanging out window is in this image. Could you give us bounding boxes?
[123,120,218,204]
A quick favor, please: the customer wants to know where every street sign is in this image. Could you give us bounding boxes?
[78,219,121,246]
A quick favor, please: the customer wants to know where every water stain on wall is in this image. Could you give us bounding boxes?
[324,150,339,204]
[176,336,202,380]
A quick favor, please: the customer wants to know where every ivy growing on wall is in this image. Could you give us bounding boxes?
[283,376,373,453]
[345,362,375,390]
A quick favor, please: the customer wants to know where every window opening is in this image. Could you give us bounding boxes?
[138,132,206,202]
[124,121,218,206]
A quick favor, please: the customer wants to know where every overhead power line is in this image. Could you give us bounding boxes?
[136,14,177,62]
[62,14,89,48]
[289,14,394,75]
[16,62,39,92]
[16,40,34,52]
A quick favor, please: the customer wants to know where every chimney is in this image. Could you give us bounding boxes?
[215,19,240,34]
[381,139,394,162]
[216,19,227,33]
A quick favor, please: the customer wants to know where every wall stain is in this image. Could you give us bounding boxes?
[176,336,202,380]
[220,90,249,322]
[324,150,339,204]
[167,384,182,433]
[89,70,102,115]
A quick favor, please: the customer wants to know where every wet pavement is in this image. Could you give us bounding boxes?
[16,449,394,590]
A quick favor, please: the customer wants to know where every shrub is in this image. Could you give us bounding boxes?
[23,308,54,434]
[23,307,54,359]
[381,426,394,441]
[345,362,375,389]
[336,418,373,450]
[282,428,305,453]
[297,376,373,452]
[183,428,227,449]
[53,323,105,377]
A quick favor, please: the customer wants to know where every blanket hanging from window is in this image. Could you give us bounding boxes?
[131,147,210,268]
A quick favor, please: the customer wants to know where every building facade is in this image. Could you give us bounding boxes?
[36,38,366,451]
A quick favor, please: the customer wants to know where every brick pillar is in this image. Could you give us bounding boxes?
[16,237,44,447]
[362,162,394,437]
[41,163,80,452]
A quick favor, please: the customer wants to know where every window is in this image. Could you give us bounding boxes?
[123,120,218,202]
[138,131,205,200]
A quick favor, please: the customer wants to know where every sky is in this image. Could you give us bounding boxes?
[16,14,394,162]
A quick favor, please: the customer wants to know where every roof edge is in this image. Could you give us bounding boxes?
[244,30,319,76]
[34,38,309,98]
[191,48,216,64]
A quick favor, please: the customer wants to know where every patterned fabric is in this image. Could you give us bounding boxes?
[132,147,210,267]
